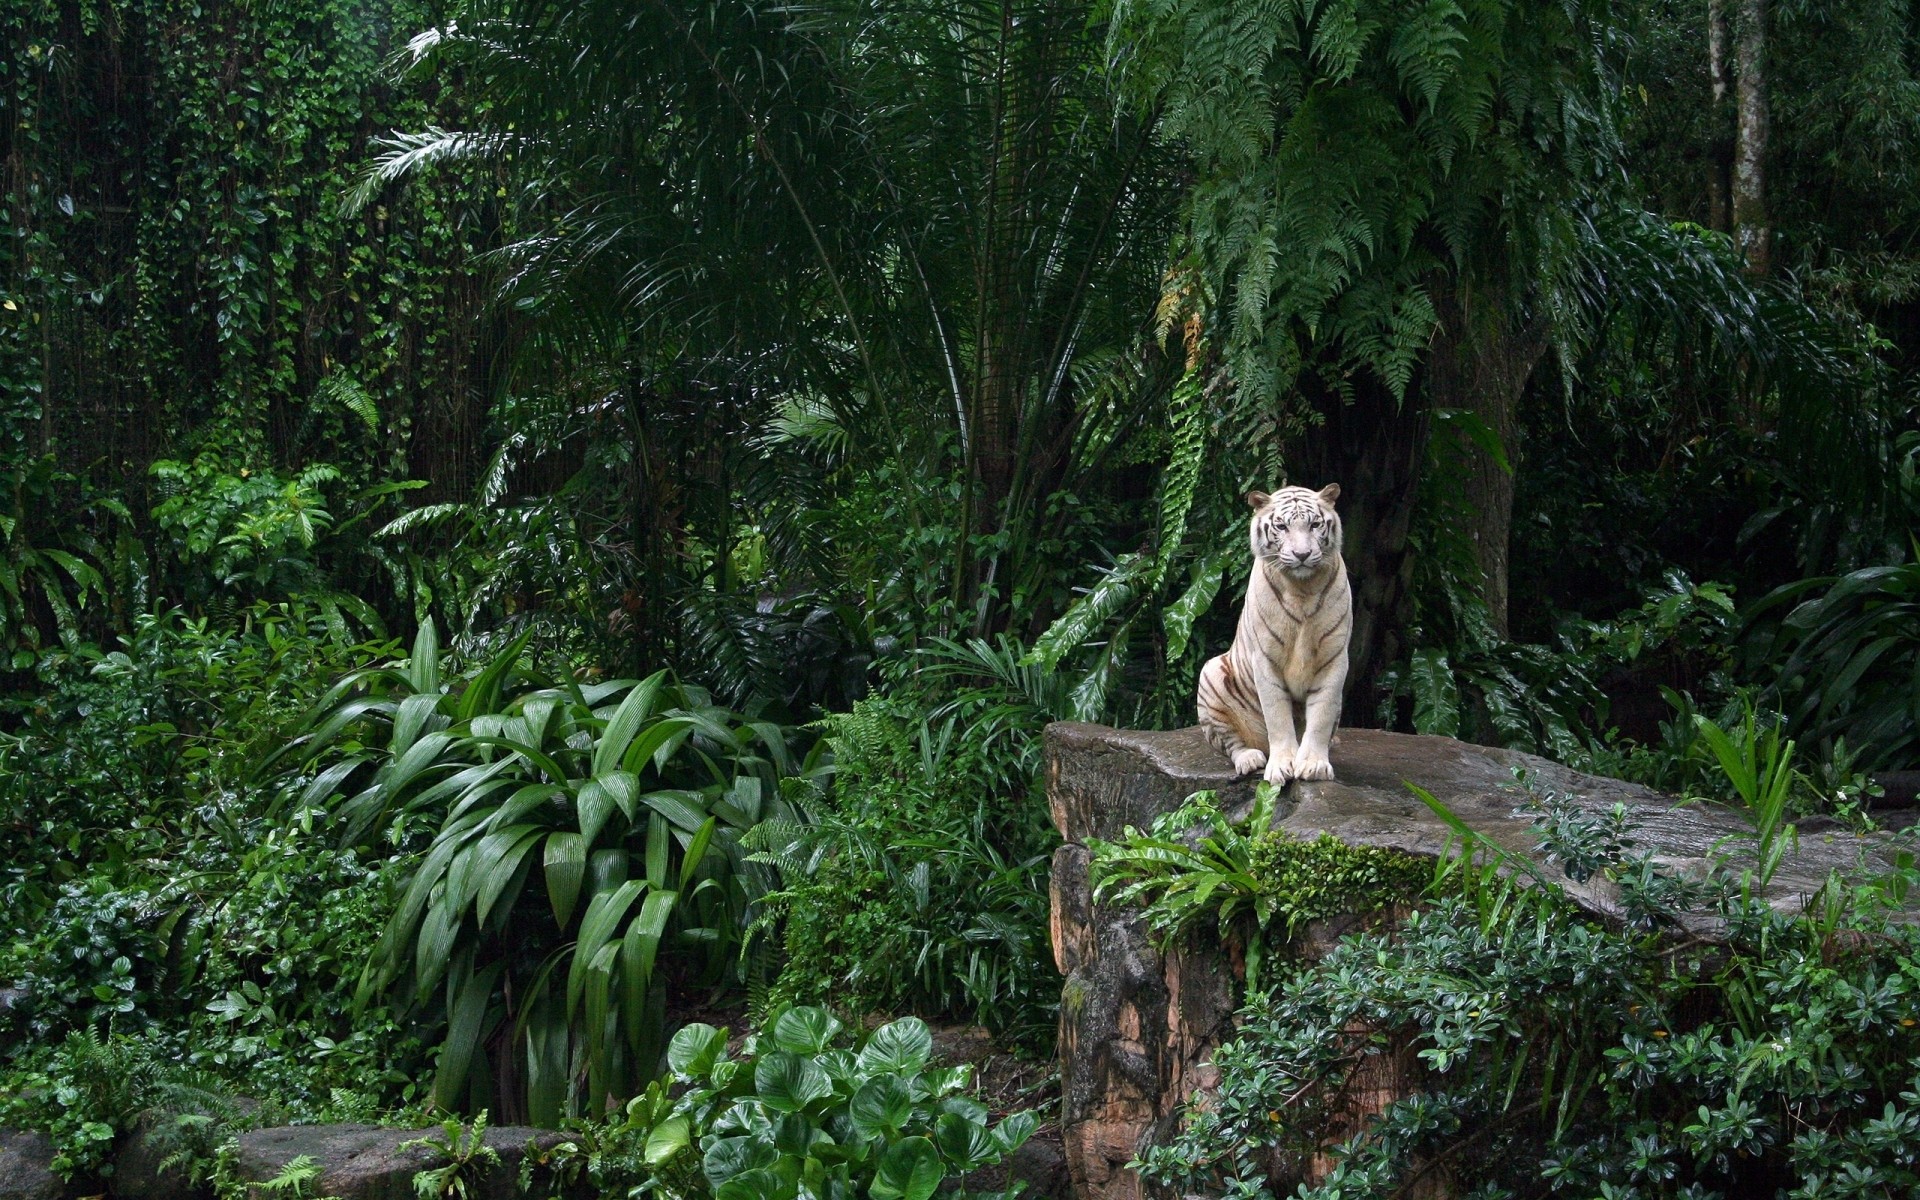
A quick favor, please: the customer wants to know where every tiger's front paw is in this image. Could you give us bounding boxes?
[1230,748,1267,776]
[1263,753,1297,786]
[1291,747,1335,781]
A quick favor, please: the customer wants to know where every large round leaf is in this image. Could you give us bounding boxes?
[703,1135,778,1185]
[668,1022,728,1080]
[772,1005,844,1056]
[755,1049,833,1113]
[933,1111,996,1170]
[848,1074,915,1140]
[857,1017,933,1075]
[869,1135,944,1200]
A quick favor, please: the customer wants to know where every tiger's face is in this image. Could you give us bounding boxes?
[1247,484,1343,577]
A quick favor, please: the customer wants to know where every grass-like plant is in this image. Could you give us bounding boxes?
[269,622,808,1122]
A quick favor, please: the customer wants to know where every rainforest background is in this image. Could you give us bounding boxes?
[3,0,1920,1193]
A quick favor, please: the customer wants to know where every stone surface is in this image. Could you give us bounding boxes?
[230,1125,565,1200]
[0,1130,64,1200]
[1046,722,1912,1200]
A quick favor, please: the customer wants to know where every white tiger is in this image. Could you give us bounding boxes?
[1196,484,1352,784]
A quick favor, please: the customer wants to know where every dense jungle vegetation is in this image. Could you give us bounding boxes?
[4,0,1920,1194]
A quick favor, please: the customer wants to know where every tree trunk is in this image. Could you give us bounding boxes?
[1706,0,1732,232]
[1292,375,1431,725]
[1733,0,1770,274]
[1425,288,1549,639]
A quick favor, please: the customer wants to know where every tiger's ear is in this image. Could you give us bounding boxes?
[1246,490,1271,509]
[1317,483,1341,506]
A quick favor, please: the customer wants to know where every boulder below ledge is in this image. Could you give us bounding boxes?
[1046,722,1909,1200]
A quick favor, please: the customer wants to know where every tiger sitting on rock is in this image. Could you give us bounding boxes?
[1196,483,1352,784]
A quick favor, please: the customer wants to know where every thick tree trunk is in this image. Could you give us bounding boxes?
[1293,376,1430,725]
[1426,290,1549,638]
[1706,0,1732,232]
[1733,0,1770,274]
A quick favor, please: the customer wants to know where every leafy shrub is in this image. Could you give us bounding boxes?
[560,1008,1035,1200]
[1746,554,1920,771]
[1138,792,1920,1199]
[1383,571,1739,765]
[275,623,805,1121]
[749,682,1056,1048]
[0,604,395,917]
[0,1029,242,1183]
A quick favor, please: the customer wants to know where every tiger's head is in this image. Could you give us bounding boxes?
[1247,484,1342,578]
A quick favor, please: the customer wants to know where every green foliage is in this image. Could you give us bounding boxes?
[1138,799,1920,1198]
[0,1029,242,1183]
[403,1114,503,1200]
[1745,553,1920,770]
[1105,0,1609,409]
[1089,786,1428,990]
[0,604,396,916]
[749,673,1057,1048]
[560,1010,1036,1200]
[276,623,804,1121]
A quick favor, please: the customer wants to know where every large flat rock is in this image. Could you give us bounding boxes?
[231,1125,565,1200]
[1046,722,1911,1200]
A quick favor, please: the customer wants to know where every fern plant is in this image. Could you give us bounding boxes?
[269,622,808,1123]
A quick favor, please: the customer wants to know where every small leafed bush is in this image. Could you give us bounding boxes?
[557,1007,1035,1200]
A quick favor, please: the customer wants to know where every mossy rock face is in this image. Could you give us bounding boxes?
[1246,830,1429,942]
[1046,722,1911,1200]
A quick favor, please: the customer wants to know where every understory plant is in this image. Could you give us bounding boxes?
[1088,784,1429,990]
[1138,786,1920,1199]
[746,668,1056,1048]
[272,622,808,1121]
[554,1008,1035,1200]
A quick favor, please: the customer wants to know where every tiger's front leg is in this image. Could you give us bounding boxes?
[1291,676,1345,781]
[1256,667,1299,786]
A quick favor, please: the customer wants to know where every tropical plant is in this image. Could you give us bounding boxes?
[746,682,1057,1046]
[1744,553,1920,771]
[1137,801,1920,1200]
[593,1009,1037,1200]
[270,623,807,1122]
[1089,785,1428,991]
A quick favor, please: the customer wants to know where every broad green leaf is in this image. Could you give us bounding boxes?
[847,1073,914,1139]
[858,1018,933,1075]
[431,960,500,1109]
[715,1168,792,1200]
[643,1115,690,1166]
[753,1049,832,1113]
[870,1136,943,1200]
[989,1110,1038,1155]
[621,890,676,1055]
[623,717,695,775]
[667,1023,727,1079]
[703,1135,777,1185]
[577,777,618,846]
[476,825,543,924]
[543,832,587,927]
[566,880,644,1018]
[595,671,668,777]
[933,1111,996,1169]
[642,789,714,833]
[408,618,440,694]
[679,818,718,891]
[771,1006,842,1056]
